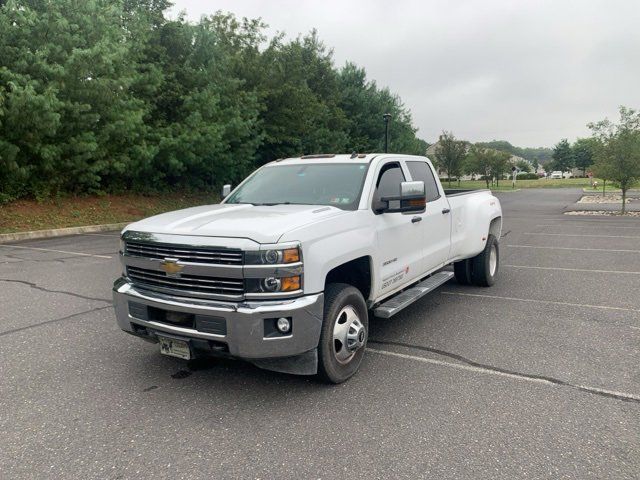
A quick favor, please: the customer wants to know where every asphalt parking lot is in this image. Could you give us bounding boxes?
[1,188,639,479]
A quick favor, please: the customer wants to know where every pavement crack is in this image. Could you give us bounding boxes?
[0,305,112,337]
[0,278,111,303]
[368,339,640,404]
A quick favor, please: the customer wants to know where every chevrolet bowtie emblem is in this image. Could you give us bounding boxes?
[160,258,183,277]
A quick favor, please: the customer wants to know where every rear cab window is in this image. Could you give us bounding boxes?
[406,161,440,202]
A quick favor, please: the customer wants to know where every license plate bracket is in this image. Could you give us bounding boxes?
[157,335,192,360]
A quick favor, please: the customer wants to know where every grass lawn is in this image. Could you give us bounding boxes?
[0,192,215,234]
[447,177,603,191]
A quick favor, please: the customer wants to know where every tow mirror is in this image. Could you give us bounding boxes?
[378,181,426,213]
[221,184,232,199]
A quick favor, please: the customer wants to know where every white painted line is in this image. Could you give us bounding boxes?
[503,264,640,275]
[0,244,112,259]
[536,224,640,230]
[367,348,640,402]
[525,232,640,239]
[80,233,120,238]
[440,291,640,313]
[506,244,640,254]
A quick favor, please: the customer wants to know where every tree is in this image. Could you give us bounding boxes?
[336,63,427,156]
[532,158,539,172]
[0,0,151,198]
[435,131,466,186]
[572,137,596,176]
[0,3,430,201]
[588,106,640,213]
[465,146,494,188]
[515,159,532,173]
[550,139,574,173]
[490,151,511,187]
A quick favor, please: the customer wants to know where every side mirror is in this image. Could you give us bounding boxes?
[221,184,232,199]
[378,181,426,213]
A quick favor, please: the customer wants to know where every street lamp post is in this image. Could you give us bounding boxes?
[383,113,391,153]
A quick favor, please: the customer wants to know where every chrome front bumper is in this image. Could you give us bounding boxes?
[113,278,324,372]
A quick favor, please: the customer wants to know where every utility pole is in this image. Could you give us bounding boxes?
[383,113,391,153]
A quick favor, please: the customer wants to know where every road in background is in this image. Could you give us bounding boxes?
[1,189,638,479]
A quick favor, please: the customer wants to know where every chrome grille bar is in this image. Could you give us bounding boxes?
[127,266,244,299]
[125,241,243,265]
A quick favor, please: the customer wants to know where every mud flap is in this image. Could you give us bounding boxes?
[250,348,318,375]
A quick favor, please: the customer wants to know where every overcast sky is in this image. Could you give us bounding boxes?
[171,0,640,147]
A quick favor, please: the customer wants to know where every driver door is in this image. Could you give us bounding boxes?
[372,160,425,298]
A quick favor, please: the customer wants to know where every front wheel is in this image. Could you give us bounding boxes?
[317,283,368,384]
[471,234,499,287]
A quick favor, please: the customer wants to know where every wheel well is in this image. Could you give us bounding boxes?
[325,256,372,300]
[489,216,502,240]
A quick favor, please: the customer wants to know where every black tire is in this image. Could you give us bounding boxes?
[317,283,368,384]
[471,234,499,287]
[453,259,473,285]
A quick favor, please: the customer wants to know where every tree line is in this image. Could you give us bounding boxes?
[549,107,640,212]
[435,107,639,213]
[0,0,427,202]
[433,132,528,189]
[474,140,552,164]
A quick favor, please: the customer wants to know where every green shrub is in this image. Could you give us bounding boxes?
[516,173,539,180]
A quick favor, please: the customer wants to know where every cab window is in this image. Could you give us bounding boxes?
[406,161,440,202]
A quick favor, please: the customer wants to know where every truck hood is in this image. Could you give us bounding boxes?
[124,203,349,244]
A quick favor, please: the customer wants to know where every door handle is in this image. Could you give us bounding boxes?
[442,208,451,214]
[411,216,422,223]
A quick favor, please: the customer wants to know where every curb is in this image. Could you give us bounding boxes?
[0,222,129,244]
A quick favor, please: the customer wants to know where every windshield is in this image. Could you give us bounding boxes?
[225,163,369,210]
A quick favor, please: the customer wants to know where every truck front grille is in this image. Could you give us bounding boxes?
[127,266,244,299]
[125,241,243,265]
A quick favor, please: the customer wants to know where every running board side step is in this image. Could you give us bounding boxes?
[373,271,454,318]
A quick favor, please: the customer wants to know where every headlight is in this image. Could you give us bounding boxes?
[244,243,302,296]
[245,275,301,294]
[245,245,301,265]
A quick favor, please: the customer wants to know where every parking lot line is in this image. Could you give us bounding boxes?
[503,264,640,275]
[536,224,640,230]
[505,244,640,253]
[0,244,112,259]
[367,348,640,403]
[440,291,640,314]
[80,233,120,238]
[525,232,640,239]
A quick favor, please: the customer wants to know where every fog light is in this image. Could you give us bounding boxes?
[276,317,291,334]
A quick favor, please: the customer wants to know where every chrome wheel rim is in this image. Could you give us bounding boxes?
[332,305,366,364]
[489,244,498,276]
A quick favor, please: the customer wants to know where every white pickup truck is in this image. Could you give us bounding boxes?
[113,154,502,383]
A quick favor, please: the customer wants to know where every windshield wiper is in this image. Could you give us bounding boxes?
[252,202,291,206]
